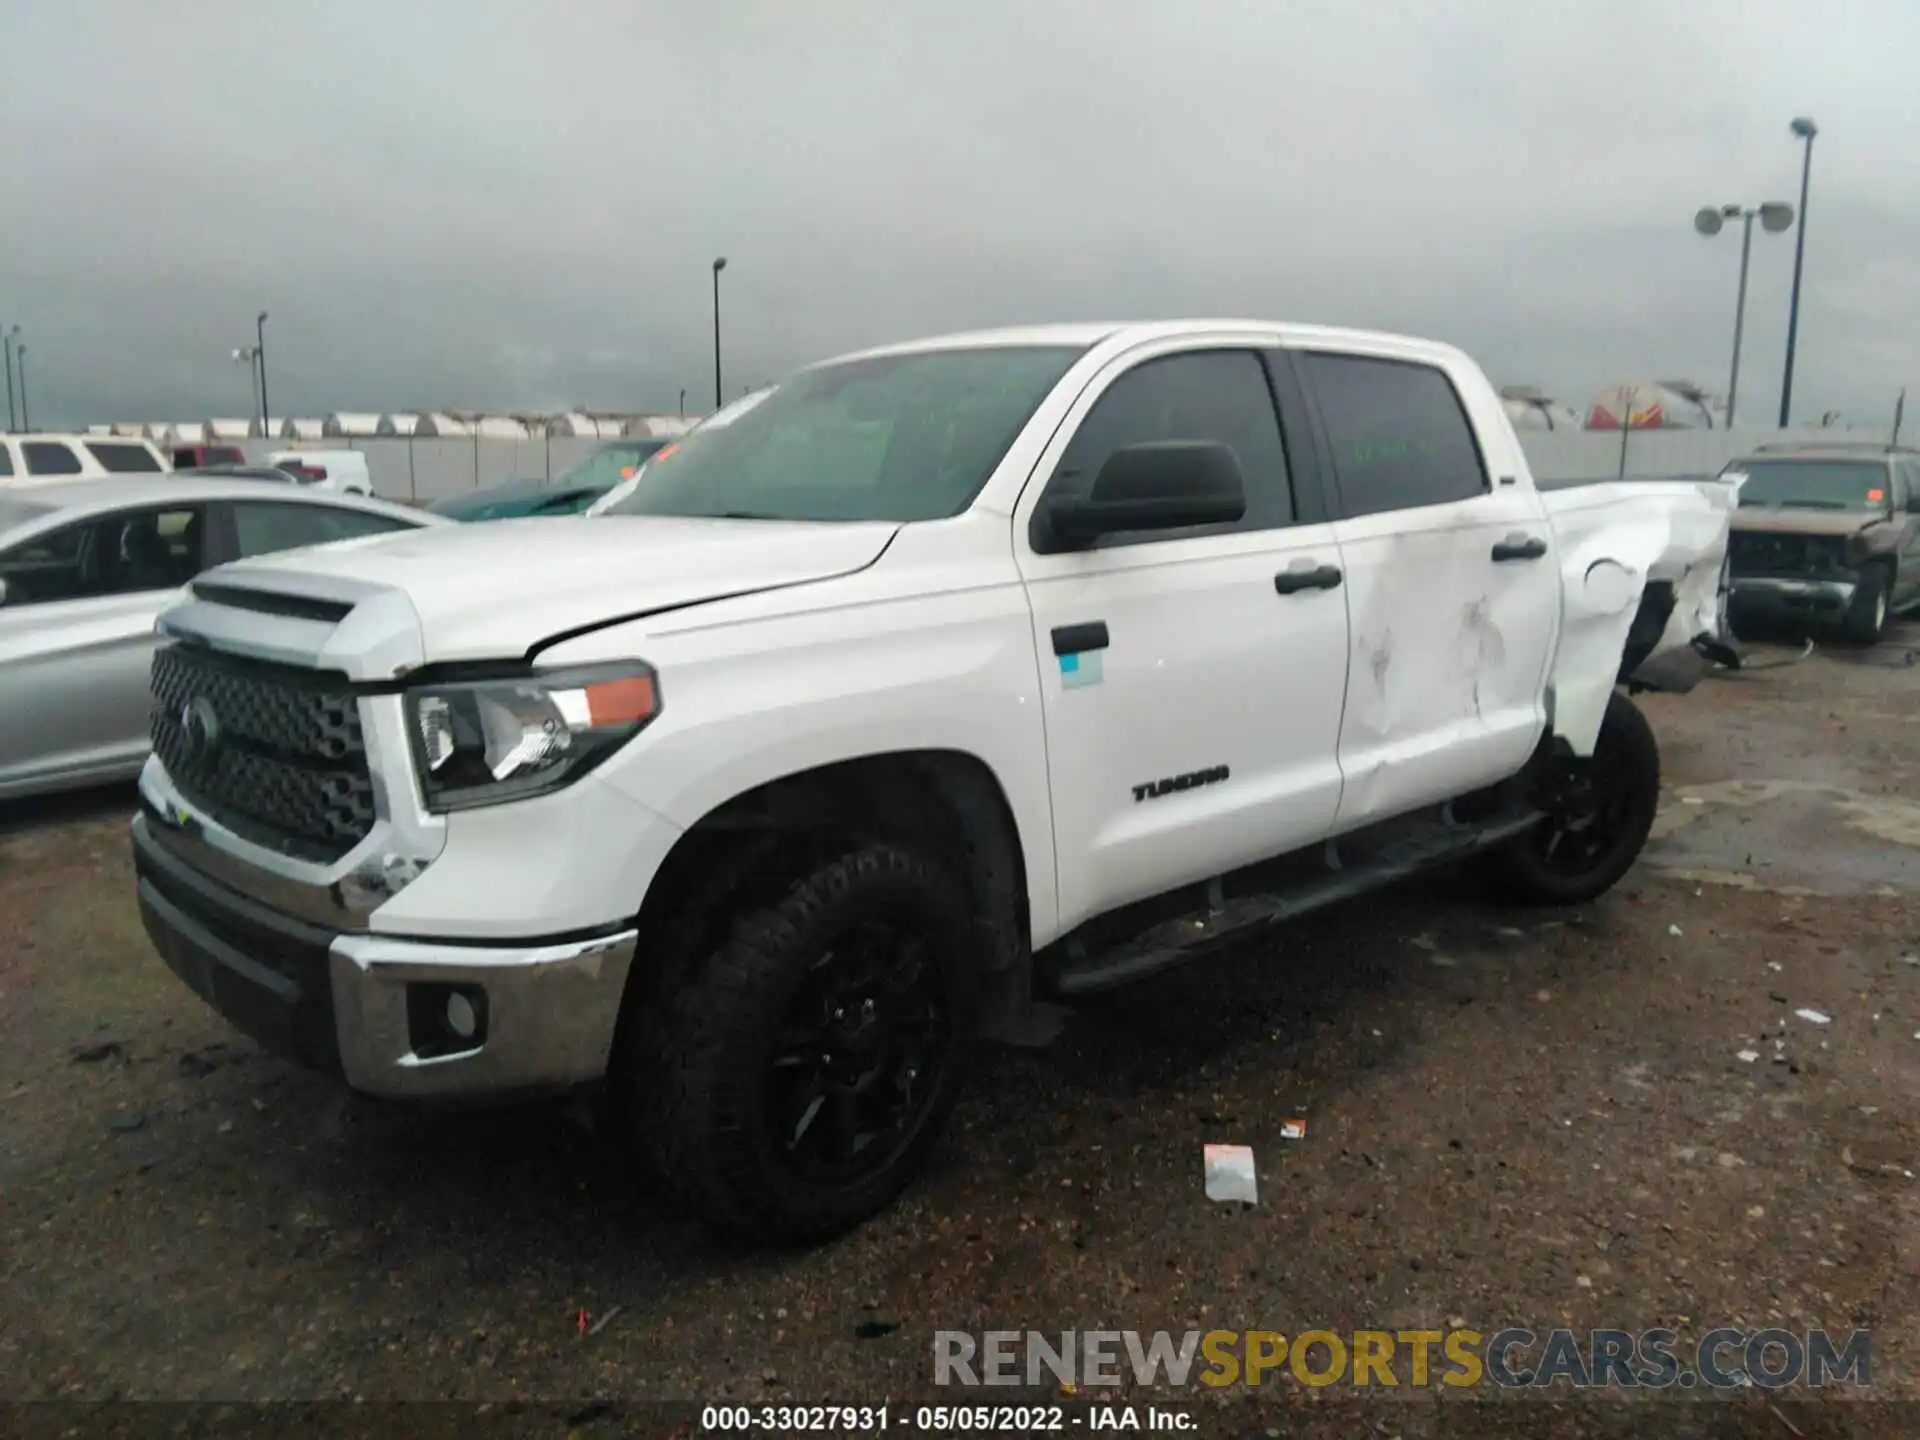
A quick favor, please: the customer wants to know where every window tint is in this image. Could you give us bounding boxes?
[1044,350,1294,546]
[229,502,412,558]
[22,441,83,476]
[85,441,163,473]
[1302,353,1488,517]
[0,445,12,478]
[0,506,205,605]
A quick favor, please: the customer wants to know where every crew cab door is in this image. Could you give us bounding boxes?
[1015,340,1350,935]
[1292,346,1560,828]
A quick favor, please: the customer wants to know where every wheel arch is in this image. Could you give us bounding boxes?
[618,749,1037,1037]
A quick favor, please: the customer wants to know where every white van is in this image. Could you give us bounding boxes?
[1,433,171,484]
[267,449,373,496]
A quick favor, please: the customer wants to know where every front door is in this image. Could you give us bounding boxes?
[0,504,207,793]
[1294,348,1561,829]
[1015,341,1351,937]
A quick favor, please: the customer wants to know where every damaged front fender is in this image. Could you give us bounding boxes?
[1540,478,1736,756]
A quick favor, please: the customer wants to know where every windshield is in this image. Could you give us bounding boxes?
[1729,460,1889,510]
[555,439,672,491]
[601,345,1085,523]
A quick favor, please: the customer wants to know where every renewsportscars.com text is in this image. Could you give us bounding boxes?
[933,1327,1871,1390]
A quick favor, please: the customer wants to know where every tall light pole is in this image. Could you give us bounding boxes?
[711,257,727,411]
[16,345,28,431]
[2,325,16,433]
[1779,117,1818,427]
[678,386,687,416]
[1693,201,1794,428]
[233,346,262,426]
[255,310,271,434]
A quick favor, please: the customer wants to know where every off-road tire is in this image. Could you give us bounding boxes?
[1842,564,1890,646]
[627,843,975,1243]
[1486,690,1662,906]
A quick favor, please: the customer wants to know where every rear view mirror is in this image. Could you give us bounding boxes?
[1045,440,1246,546]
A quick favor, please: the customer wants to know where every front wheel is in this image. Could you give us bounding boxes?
[1842,565,1890,645]
[1484,690,1662,906]
[626,843,975,1243]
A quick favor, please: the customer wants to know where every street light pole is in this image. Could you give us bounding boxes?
[679,387,687,416]
[2,325,16,433]
[16,345,28,431]
[1694,201,1794,430]
[256,310,271,434]
[711,257,727,411]
[1779,117,1818,427]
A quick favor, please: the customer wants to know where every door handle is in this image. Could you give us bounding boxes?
[1274,562,1343,595]
[1491,533,1548,562]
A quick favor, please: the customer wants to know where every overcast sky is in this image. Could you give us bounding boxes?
[3,0,1915,430]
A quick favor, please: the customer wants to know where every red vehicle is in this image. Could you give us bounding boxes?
[170,444,247,470]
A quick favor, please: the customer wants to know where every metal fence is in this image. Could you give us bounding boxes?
[228,425,1861,505]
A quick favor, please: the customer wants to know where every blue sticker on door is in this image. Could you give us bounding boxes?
[1060,650,1103,689]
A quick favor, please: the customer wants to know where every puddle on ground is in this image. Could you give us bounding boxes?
[1646,781,1920,895]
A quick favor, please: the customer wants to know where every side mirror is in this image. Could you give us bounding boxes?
[1045,440,1246,546]
[0,577,9,606]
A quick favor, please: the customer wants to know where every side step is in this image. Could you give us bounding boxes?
[1049,808,1542,996]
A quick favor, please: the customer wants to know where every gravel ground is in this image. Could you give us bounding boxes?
[3,624,1919,1439]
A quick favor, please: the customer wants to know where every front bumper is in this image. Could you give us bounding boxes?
[1729,574,1857,621]
[133,812,636,1101]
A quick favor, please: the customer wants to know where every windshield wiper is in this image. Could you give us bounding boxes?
[1776,498,1847,509]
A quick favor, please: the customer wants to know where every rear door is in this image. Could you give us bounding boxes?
[0,502,209,793]
[1295,346,1560,829]
[1015,338,1351,933]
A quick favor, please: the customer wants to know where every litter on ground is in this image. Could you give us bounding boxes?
[1203,1144,1259,1205]
[1795,1009,1831,1026]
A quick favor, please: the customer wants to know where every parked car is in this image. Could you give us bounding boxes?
[131,320,1734,1242]
[267,449,373,495]
[0,477,442,800]
[171,444,248,470]
[430,437,679,521]
[1718,441,1920,643]
[2,433,170,484]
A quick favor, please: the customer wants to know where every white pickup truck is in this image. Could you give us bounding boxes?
[132,321,1734,1241]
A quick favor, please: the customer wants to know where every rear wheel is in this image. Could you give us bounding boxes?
[626,843,974,1243]
[1485,690,1662,906]
[1842,565,1890,645]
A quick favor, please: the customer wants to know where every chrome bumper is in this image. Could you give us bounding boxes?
[1730,575,1856,616]
[134,812,636,1102]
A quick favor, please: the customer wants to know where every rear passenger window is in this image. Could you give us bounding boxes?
[22,441,83,476]
[229,502,412,558]
[85,441,163,473]
[1303,353,1488,517]
[0,446,12,478]
[1045,350,1294,547]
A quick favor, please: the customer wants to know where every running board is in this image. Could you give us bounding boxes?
[1050,808,1543,996]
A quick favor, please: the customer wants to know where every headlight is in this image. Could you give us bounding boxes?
[404,663,660,812]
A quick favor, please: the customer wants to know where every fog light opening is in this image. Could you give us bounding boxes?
[406,981,489,1059]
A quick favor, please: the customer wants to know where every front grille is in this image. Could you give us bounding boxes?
[150,644,375,864]
[1729,530,1844,578]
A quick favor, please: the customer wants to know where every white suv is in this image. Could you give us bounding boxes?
[2,433,170,484]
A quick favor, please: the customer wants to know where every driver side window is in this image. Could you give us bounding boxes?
[1039,349,1297,549]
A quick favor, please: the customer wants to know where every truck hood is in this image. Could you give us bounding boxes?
[189,515,899,668]
[1732,507,1890,537]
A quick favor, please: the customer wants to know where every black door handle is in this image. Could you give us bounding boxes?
[1491,534,1548,562]
[1274,563,1343,595]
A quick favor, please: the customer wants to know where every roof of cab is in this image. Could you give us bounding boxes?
[825,319,1464,368]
